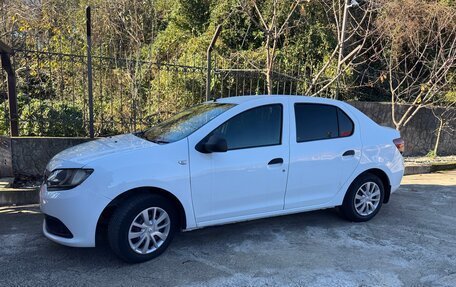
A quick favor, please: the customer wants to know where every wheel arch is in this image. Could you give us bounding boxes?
[348,168,392,204]
[95,186,187,245]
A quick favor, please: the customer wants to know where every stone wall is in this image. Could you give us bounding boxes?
[350,102,455,157]
[10,137,94,178]
[1,101,455,178]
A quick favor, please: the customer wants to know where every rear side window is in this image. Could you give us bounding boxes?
[295,104,338,142]
[295,103,354,142]
[209,104,282,150]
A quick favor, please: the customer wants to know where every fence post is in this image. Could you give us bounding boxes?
[86,6,94,138]
[206,25,222,101]
[0,41,19,136]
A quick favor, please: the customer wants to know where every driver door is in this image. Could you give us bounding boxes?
[188,102,289,226]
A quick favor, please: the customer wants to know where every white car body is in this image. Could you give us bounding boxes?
[40,95,404,248]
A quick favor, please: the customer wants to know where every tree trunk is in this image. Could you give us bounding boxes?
[265,34,273,95]
[266,68,273,95]
[433,118,444,156]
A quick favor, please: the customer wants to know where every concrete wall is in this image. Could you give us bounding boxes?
[0,136,13,177]
[10,137,94,178]
[1,102,455,178]
[350,102,455,157]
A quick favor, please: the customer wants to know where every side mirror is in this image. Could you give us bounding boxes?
[196,134,228,153]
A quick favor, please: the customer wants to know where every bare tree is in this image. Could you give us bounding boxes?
[431,102,455,157]
[95,0,159,133]
[238,0,304,95]
[377,0,456,130]
[306,0,380,98]
[0,0,7,39]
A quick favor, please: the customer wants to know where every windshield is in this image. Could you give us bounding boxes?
[140,103,235,143]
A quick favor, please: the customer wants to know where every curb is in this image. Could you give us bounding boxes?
[404,163,456,175]
[0,187,39,206]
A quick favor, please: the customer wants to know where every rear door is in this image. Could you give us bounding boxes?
[284,101,361,209]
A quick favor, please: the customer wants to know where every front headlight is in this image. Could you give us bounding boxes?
[46,169,93,191]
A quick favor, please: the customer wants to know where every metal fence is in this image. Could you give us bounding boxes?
[1,43,209,137]
[0,8,306,138]
[212,56,312,99]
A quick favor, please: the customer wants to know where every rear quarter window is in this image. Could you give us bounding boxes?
[337,108,354,137]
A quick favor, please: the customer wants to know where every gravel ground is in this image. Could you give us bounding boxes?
[0,171,455,287]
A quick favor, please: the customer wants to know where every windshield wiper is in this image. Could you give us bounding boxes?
[134,130,145,137]
[149,139,169,144]
[134,131,169,144]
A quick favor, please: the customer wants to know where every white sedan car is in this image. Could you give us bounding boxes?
[40,95,404,263]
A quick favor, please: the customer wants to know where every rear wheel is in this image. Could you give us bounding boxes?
[108,194,178,263]
[340,173,385,222]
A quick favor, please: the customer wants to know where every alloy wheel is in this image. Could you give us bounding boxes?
[354,181,381,216]
[128,207,171,254]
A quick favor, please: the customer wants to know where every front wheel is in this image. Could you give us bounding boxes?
[340,173,385,222]
[108,194,178,263]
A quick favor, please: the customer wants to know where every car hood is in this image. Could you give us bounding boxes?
[47,134,157,171]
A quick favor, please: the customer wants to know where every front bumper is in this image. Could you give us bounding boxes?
[40,183,111,247]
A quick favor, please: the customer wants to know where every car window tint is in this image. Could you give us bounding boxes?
[337,108,354,137]
[210,104,282,150]
[295,104,339,142]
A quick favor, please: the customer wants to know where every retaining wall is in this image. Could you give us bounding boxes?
[10,137,94,178]
[350,102,455,157]
[1,102,455,178]
[0,136,13,177]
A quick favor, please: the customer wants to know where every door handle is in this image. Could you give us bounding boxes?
[268,158,284,165]
[342,150,355,156]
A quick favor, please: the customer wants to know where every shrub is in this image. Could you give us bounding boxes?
[19,98,86,137]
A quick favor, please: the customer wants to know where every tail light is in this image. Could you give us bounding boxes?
[393,138,405,154]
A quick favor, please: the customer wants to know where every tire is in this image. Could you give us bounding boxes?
[107,194,178,263]
[340,173,385,222]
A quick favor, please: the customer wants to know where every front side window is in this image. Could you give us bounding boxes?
[141,103,235,143]
[207,104,283,150]
[295,103,354,142]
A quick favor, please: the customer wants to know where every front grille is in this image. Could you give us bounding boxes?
[44,215,73,238]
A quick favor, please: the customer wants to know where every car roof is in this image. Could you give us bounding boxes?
[213,95,344,106]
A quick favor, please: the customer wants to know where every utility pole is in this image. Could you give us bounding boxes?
[206,25,222,101]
